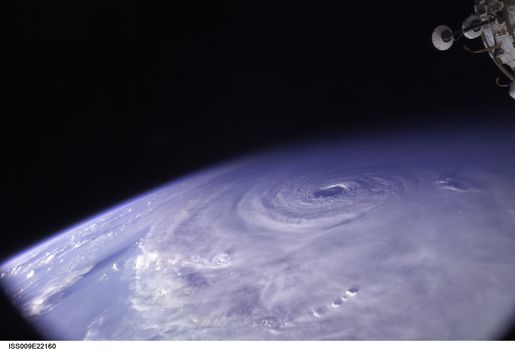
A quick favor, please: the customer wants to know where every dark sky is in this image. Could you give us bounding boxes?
[1,0,514,339]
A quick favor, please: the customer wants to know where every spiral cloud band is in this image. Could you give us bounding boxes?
[1,134,515,340]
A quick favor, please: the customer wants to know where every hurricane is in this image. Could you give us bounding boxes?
[1,133,515,340]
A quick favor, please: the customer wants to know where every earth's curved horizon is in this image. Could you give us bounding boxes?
[2,129,515,340]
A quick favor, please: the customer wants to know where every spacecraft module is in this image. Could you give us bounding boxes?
[432,0,515,99]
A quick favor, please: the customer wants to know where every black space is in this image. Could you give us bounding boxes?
[1,0,514,340]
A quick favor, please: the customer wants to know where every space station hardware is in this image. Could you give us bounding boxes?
[432,0,515,99]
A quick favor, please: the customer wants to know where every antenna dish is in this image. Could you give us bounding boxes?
[432,25,454,51]
[462,15,483,39]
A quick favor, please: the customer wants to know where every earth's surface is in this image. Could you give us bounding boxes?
[2,130,515,340]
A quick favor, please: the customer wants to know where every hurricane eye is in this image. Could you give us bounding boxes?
[313,185,345,199]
